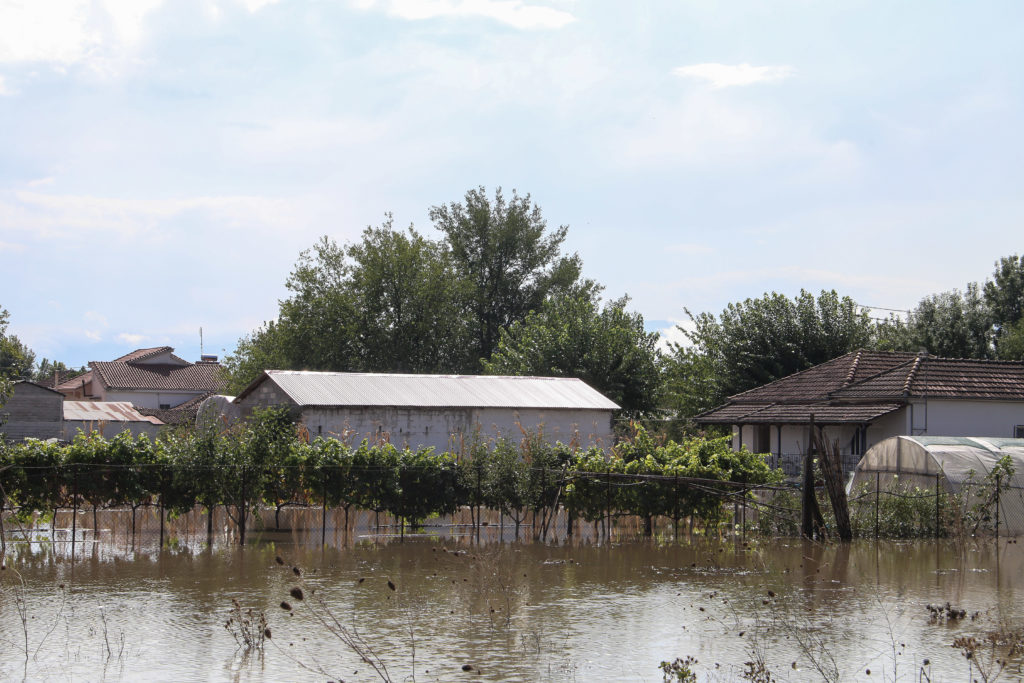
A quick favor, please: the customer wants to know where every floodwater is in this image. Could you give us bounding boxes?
[1,509,1023,682]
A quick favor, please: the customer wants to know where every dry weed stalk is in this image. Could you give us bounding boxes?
[269,559,394,682]
[224,598,268,653]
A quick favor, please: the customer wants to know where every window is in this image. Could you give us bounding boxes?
[1015,425,1024,439]
[753,425,771,453]
[159,403,170,410]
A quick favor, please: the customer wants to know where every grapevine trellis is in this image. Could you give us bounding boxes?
[0,408,785,547]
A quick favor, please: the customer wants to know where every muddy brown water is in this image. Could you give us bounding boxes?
[0,508,1022,682]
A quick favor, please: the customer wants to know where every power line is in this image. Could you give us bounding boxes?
[856,303,910,314]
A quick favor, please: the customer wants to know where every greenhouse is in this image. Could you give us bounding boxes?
[849,436,1024,535]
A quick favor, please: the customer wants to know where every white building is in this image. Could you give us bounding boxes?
[56,346,224,410]
[233,370,620,453]
[695,350,1024,476]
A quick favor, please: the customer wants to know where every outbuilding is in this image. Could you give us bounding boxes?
[849,435,1024,535]
[1,381,64,441]
[62,401,164,440]
[233,370,619,453]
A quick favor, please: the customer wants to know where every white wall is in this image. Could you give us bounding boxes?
[301,406,614,454]
[916,399,1024,438]
[735,423,862,457]
[104,390,202,409]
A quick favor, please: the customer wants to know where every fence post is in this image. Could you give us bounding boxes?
[995,474,1000,541]
[673,474,679,542]
[935,472,941,539]
[159,474,166,549]
[321,469,328,548]
[741,492,746,542]
[476,461,482,541]
[874,471,880,540]
[71,464,78,562]
[239,467,247,547]
[801,415,816,539]
[605,467,612,542]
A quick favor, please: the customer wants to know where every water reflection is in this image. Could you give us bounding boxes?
[0,511,1022,681]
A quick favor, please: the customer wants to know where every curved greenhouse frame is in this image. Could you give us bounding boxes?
[849,436,1024,535]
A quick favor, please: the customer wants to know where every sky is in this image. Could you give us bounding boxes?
[1,0,1023,368]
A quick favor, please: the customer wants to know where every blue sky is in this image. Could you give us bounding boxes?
[1,0,1022,367]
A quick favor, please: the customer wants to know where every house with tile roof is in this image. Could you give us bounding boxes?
[695,350,1024,475]
[55,346,225,411]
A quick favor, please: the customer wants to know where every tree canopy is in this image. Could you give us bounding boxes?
[482,287,662,416]
[429,187,582,365]
[224,188,660,403]
[675,289,874,407]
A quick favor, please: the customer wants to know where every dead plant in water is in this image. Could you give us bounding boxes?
[224,598,268,653]
[270,560,395,682]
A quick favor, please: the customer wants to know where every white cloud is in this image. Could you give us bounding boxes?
[83,330,102,342]
[0,0,163,66]
[354,0,575,29]
[609,90,864,178]
[237,0,280,11]
[672,63,794,89]
[0,190,298,240]
[117,332,146,345]
[656,320,692,353]
[0,74,10,95]
[0,0,274,68]
[0,240,25,253]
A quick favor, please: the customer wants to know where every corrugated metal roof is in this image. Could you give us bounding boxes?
[63,401,164,425]
[241,371,620,410]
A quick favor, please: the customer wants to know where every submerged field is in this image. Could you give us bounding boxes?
[1,511,1022,682]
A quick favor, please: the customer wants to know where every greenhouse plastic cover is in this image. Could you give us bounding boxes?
[852,436,1024,491]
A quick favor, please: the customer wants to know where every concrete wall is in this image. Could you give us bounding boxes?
[1,383,63,441]
[300,406,614,454]
[63,420,162,441]
[104,390,203,410]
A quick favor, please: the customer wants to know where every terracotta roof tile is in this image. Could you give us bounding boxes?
[695,400,903,424]
[833,356,1024,400]
[55,371,92,391]
[91,361,225,392]
[726,351,916,404]
[112,346,175,362]
[698,350,1024,425]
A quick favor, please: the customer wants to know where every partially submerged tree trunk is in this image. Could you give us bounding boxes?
[816,432,853,541]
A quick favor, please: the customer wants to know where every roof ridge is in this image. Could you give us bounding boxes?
[726,350,860,401]
[829,356,918,395]
[726,349,916,402]
[266,370,583,381]
[841,349,864,387]
[902,353,926,396]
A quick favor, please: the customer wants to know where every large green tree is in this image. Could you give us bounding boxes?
[676,289,874,408]
[984,255,1024,335]
[224,219,468,392]
[346,219,469,373]
[482,287,662,416]
[226,189,584,390]
[878,285,994,359]
[429,187,582,367]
